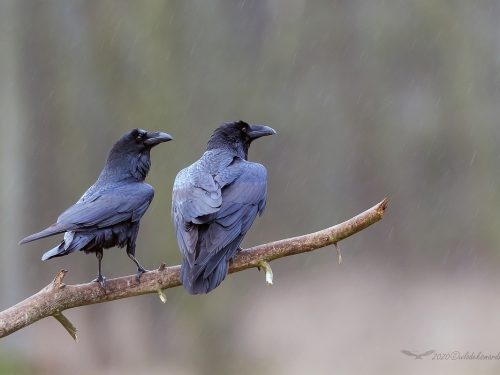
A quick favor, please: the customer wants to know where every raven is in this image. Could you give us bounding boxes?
[19,129,172,290]
[172,121,275,294]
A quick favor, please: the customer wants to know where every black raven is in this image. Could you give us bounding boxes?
[19,129,172,290]
[172,121,275,294]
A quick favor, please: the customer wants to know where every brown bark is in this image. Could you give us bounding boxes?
[0,199,387,341]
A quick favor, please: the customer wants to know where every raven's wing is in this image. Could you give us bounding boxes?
[172,162,222,256]
[20,183,154,244]
[173,158,267,293]
[197,161,267,267]
[173,159,267,257]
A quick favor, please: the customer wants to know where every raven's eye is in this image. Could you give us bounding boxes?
[241,125,247,133]
[136,134,144,142]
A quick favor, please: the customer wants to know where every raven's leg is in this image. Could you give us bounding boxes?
[92,249,107,290]
[127,225,148,280]
[127,242,148,280]
[127,252,148,280]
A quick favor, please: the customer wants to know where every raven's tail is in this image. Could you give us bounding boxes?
[180,236,242,295]
[42,242,67,260]
[19,222,73,245]
[41,231,93,260]
[181,256,230,295]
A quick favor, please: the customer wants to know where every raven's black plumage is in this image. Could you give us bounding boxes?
[172,121,275,294]
[20,129,172,289]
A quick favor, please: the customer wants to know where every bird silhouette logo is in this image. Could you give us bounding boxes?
[401,350,436,359]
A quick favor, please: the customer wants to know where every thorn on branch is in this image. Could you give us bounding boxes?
[53,312,78,342]
[158,262,166,271]
[258,261,273,285]
[51,270,68,288]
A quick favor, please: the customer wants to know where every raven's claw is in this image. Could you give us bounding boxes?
[136,266,148,281]
[92,274,107,291]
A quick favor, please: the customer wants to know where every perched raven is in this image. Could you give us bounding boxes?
[19,129,172,290]
[172,121,275,294]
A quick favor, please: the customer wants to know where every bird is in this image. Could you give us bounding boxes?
[172,120,275,294]
[400,350,436,359]
[19,129,172,290]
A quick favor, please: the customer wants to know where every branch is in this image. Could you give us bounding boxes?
[0,199,388,340]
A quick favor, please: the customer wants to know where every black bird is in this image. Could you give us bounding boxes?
[172,121,275,294]
[19,129,172,290]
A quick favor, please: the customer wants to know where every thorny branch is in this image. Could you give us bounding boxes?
[0,199,388,341]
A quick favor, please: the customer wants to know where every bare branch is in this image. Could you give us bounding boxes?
[0,199,387,340]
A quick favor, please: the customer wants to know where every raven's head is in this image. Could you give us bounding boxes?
[105,128,173,181]
[206,121,276,159]
[114,128,173,152]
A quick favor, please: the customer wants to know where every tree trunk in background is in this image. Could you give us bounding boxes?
[0,0,29,350]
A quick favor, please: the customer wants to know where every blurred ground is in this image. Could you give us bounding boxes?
[1,0,500,374]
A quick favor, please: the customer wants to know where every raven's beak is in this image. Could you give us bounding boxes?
[247,125,276,139]
[144,132,173,146]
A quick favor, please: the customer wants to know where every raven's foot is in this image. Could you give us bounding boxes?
[334,242,342,264]
[92,274,107,291]
[135,266,149,281]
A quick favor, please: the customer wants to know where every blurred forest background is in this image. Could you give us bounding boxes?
[1,0,500,374]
